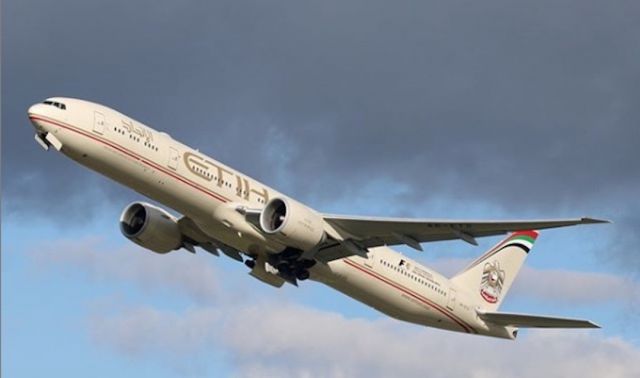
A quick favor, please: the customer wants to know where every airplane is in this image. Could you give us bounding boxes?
[28,97,607,339]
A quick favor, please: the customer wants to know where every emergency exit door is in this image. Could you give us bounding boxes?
[93,111,105,134]
[446,288,457,311]
[168,147,179,170]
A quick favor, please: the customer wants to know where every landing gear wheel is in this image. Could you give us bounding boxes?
[244,259,256,269]
[301,259,316,269]
[276,263,291,274]
[296,270,310,281]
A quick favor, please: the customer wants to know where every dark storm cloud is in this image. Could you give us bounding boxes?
[3,0,638,223]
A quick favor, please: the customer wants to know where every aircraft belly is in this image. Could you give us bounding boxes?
[311,258,480,335]
[317,259,432,323]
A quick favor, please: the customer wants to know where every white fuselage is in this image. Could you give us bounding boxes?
[28,98,511,338]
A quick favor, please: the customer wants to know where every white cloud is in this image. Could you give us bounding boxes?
[29,238,222,304]
[513,267,640,306]
[88,302,640,378]
[29,238,640,376]
[89,306,223,357]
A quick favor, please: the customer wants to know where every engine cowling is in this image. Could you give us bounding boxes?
[259,197,325,251]
[119,202,182,254]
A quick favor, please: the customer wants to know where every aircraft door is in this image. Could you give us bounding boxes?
[364,249,376,269]
[168,147,179,170]
[446,288,457,311]
[93,111,105,134]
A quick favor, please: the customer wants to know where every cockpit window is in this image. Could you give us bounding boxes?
[42,100,66,110]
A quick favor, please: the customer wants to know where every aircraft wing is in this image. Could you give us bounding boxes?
[321,214,608,252]
[177,216,244,262]
[477,310,600,328]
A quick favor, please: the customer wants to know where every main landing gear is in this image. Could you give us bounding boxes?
[276,259,314,281]
[244,247,315,283]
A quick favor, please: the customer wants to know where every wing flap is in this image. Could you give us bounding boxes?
[478,310,600,328]
[249,261,286,288]
[177,216,244,261]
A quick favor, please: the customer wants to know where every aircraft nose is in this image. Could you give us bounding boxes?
[28,103,42,118]
[28,103,45,130]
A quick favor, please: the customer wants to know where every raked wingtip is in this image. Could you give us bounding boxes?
[581,217,611,224]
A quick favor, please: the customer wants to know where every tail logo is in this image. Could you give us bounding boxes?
[480,260,505,304]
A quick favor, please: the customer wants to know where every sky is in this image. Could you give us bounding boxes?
[2,0,640,376]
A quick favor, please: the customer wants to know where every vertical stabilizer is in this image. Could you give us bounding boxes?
[451,230,538,311]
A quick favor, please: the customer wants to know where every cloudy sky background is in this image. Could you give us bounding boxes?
[3,0,640,376]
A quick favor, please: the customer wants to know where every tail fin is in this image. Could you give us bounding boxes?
[451,230,538,311]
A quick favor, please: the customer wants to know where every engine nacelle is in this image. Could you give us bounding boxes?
[119,202,182,254]
[259,197,325,251]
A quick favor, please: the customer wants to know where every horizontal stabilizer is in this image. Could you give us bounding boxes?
[477,310,600,328]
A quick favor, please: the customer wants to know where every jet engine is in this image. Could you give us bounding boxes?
[119,202,182,254]
[259,197,325,251]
